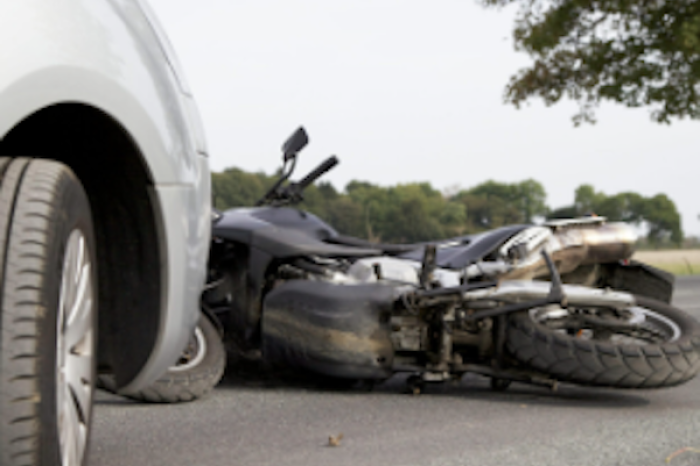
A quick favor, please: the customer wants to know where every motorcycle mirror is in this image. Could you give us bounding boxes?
[282,127,309,161]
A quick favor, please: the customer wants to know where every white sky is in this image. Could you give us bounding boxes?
[149,0,700,237]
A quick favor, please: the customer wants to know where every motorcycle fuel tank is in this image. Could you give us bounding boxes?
[212,207,380,258]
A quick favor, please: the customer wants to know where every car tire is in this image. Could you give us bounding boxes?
[0,158,97,466]
[98,315,225,403]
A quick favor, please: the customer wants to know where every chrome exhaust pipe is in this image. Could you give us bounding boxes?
[502,222,637,280]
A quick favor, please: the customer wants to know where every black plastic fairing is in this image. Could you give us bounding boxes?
[251,206,337,238]
[212,207,381,258]
[212,207,334,243]
[597,260,675,304]
[261,280,395,379]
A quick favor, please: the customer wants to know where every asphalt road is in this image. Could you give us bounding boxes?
[89,276,700,466]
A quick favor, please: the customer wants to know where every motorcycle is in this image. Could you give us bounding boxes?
[203,127,700,392]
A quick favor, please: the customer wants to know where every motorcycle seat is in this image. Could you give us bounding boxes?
[328,224,530,270]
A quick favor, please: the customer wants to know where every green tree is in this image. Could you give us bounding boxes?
[574,185,606,214]
[299,182,368,238]
[573,185,644,222]
[382,183,448,242]
[457,193,521,230]
[345,181,391,241]
[597,192,646,223]
[211,167,550,243]
[211,168,274,209]
[484,0,700,124]
[322,197,366,238]
[515,179,549,222]
[454,179,547,230]
[643,194,683,246]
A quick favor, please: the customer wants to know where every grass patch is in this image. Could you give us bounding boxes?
[632,249,700,276]
[644,262,700,276]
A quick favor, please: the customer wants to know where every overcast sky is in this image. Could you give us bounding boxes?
[148,0,700,237]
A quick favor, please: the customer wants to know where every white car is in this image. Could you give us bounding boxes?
[0,1,220,465]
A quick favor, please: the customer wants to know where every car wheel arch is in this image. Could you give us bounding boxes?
[0,102,166,388]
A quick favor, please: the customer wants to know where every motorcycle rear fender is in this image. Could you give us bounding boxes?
[597,260,675,304]
[261,281,396,379]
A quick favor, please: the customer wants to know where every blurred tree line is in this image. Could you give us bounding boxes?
[212,168,683,246]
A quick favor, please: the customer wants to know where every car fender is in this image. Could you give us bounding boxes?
[0,0,211,390]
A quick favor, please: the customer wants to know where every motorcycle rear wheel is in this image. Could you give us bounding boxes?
[506,295,700,388]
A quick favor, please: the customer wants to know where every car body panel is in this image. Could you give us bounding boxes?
[0,0,211,390]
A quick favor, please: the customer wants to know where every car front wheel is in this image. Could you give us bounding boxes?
[0,158,97,466]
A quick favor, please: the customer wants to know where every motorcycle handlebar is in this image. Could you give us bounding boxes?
[297,156,339,190]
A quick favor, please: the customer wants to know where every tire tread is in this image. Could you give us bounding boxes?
[0,158,95,466]
[506,295,700,388]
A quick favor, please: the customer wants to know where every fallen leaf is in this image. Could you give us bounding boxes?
[328,433,344,447]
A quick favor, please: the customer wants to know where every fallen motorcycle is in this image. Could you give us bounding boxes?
[203,127,700,392]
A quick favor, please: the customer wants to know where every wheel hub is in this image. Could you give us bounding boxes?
[171,326,207,372]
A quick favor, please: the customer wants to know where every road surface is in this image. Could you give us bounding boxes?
[89,276,700,466]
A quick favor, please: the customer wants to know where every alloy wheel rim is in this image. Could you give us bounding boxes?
[170,326,207,372]
[530,304,682,345]
[56,229,94,466]
[622,306,682,343]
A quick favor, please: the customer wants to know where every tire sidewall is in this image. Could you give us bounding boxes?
[97,315,226,403]
[162,316,224,384]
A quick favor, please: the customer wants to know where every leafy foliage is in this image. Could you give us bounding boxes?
[211,168,275,208]
[212,167,546,243]
[454,179,548,229]
[484,0,700,123]
[211,167,683,246]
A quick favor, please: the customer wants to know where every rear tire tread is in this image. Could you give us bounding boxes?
[507,295,700,388]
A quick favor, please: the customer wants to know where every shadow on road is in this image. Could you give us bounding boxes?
[215,359,651,410]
